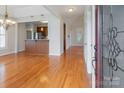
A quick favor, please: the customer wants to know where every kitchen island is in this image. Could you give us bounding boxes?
[25,39,49,55]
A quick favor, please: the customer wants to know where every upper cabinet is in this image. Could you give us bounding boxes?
[37,26,48,37]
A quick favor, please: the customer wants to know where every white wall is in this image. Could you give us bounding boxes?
[83,6,92,74]
[0,23,27,56]
[65,24,72,49]
[0,25,16,56]
[48,15,64,55]
[60,19,64,54]
[83,6,96,88]
[71,28,83,46]
[70,17,84,47]
[18,23,26,52]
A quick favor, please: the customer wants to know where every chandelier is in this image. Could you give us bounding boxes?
[0,5,16,30]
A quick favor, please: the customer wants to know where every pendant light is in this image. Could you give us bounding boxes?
[0,5,16,30]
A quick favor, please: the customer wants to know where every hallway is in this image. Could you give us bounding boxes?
[0,46,89,88]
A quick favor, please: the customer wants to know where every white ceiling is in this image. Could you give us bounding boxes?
[0,5,84,26]
[46,5,84,17]
[0,5,51,19]
[46,5,85,26]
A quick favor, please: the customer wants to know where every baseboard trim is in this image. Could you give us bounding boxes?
[18,49,25,52]
[0,51,15,56]
[49,53,62,56]
[0,49,25,56]
[71,45,83,47]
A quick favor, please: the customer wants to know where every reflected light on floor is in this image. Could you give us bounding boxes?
[40,75,49,83]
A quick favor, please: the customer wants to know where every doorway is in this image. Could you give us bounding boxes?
[63,23,66,53]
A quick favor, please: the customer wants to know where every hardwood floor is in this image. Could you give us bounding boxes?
[0,46,90,88]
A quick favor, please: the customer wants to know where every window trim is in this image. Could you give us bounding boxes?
[0,26,8,50]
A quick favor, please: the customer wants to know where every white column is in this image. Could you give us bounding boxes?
[91,5,96,88]
[48,16,63,56]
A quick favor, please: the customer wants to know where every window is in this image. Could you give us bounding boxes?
[0,26,6,49]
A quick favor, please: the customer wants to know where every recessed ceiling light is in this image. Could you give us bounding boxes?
[40,20,48,23]
[41,14,44,16]
[68,8,73,12]
[30,16,34,18]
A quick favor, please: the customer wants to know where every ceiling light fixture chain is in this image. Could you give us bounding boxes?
[0,5,16,30]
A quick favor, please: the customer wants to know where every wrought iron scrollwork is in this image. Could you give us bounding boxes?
[108,26,124,72]
[106,8,124,86]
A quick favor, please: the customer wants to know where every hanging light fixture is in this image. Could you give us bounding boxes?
[0,5,16,30]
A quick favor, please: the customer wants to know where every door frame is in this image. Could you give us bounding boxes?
[95,5,103,88]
